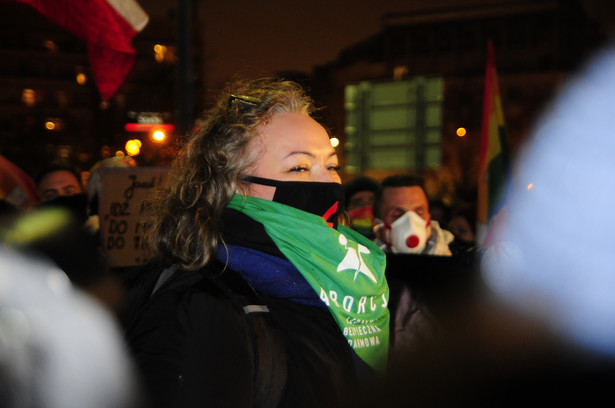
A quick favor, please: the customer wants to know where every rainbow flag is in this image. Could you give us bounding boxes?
[477,41,511,246]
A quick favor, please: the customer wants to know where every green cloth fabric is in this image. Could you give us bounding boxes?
[227,194,390,372]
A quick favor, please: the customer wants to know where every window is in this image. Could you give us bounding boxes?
[345,77,444,173]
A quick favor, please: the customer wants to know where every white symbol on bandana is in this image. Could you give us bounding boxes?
[337,234,377,283]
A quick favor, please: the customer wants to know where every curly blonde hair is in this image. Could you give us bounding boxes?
[142,78,316,269]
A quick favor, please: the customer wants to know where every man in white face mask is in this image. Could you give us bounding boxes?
[373,174,453,256]
[371,174,457,357]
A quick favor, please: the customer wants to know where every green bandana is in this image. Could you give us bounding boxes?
[227,194,390,372]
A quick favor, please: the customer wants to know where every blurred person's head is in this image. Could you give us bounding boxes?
[36,163,88,225]
[428,199,450,229]
[344,176,380,238]
[36,163,83,202]
[345,176,379,210]
[0,247,138,408]
[448,203,477,245]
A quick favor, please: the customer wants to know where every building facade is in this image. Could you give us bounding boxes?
[311,0,605,202]
[0,2,203,180]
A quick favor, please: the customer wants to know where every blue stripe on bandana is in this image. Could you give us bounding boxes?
[216,245,324,307]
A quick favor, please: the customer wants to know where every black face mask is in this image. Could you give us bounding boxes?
[38,193,89,225]
[242,176,345,229]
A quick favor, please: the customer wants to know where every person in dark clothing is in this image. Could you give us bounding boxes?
[29,161,125,313]
[447,202,478,253]
[124,78,390,408]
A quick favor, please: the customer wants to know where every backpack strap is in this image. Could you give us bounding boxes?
[151,260,288,408]
[200,261,288,408]
[151,264,180,295]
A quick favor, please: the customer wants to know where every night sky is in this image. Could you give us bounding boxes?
[140,0,615,92]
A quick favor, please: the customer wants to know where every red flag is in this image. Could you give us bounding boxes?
[6,0,149,100]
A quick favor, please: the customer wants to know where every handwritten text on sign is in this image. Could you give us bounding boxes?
[98,167,169,267]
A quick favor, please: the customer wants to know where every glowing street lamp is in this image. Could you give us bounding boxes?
[152,129,166,142]
[125,139,142,156]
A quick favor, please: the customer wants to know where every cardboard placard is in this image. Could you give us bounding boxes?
[98,167,169,267]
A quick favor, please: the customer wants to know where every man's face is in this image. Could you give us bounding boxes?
[37,170,83,202]
[348,190,375,211]
[379,186,431,234]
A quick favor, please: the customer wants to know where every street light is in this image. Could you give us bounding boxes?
[152,129,165,142]
[125,139,142,156]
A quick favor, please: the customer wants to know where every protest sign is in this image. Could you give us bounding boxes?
[97,166,169,267]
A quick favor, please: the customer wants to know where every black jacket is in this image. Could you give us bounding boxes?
[124,210,361,408]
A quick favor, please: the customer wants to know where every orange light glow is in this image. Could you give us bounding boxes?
[125,139,142,156]
[76,73,87,85]
[152,130,165,141]
[22,88,36,106]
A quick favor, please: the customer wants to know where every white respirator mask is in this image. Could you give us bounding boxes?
[383,210,429,254]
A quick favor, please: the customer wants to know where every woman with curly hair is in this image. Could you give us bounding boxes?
[124,78,390,408]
